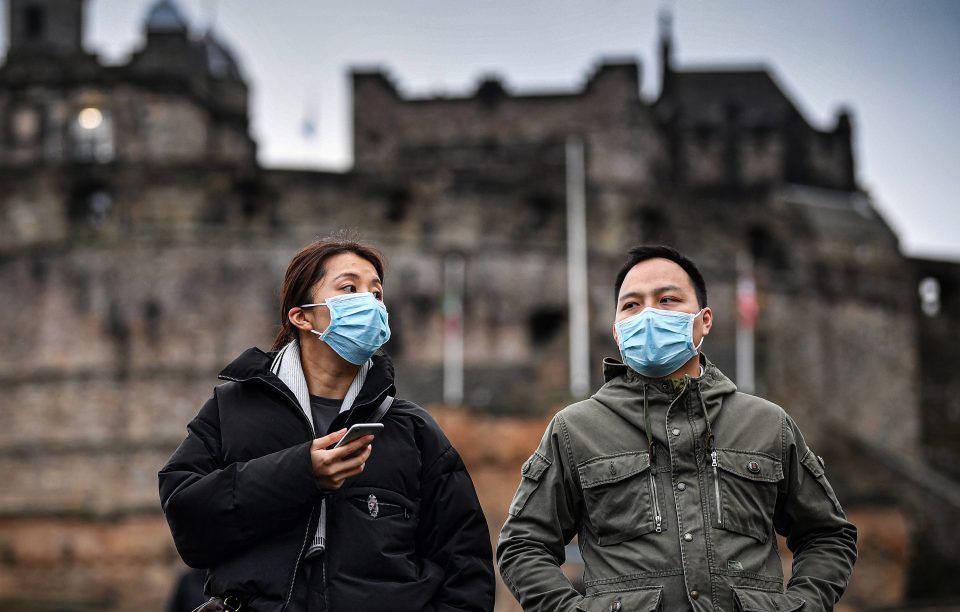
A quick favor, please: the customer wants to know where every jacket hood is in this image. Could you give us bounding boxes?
[218,346,397,411]
[594,353,737,430]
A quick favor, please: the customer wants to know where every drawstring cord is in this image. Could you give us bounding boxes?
[641,375,714,461]
[641,383,656,466]
[696,382,715,452]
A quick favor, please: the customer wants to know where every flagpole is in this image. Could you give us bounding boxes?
[443,252,466,405]
[736,251,756,394]
[566,135,590,397]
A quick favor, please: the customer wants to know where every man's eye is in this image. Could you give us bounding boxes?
[373,291,383,300]
[661,297,677,304]
[622,302,636,311]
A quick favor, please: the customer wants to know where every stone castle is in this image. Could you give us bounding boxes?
[1,0,958,609]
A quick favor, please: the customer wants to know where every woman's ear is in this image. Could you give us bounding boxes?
[288,306,312,332]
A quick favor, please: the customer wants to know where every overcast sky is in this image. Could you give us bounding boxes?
[2,1,958,258]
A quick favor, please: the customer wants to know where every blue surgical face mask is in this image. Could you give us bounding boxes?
[616,307,704,378]
[300,292,391,365]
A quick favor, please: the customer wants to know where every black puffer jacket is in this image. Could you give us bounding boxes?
[159,348,495,612]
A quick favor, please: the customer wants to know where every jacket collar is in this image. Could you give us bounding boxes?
[594,353,737,428]
[218,345,397,415]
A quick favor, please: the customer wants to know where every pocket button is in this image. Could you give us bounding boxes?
[747,461,761,474]
[609,598,622,612]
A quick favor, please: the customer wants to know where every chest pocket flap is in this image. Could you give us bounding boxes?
[716,449,783,483]
[578,452,650,488]
[577,586,662,611]
[577,452,656,545]
[714,449,783,543]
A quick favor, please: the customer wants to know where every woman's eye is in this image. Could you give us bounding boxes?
[373,291,383,301]
[341,285,356,293]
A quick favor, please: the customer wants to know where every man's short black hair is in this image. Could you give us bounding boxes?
[614,245,708,308]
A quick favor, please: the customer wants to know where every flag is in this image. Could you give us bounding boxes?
[737,273,758,329]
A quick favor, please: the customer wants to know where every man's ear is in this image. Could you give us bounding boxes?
[611,322,619,344]
[700,307,713,337]
[288,306,312,332]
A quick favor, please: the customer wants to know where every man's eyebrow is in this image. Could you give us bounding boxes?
[618,285,684,302]
[654,284,683,294]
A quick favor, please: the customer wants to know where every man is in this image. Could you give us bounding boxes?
[498,245,856,612]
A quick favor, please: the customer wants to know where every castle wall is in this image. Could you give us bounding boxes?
[353,63,669,188]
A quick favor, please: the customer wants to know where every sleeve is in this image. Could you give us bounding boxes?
[158,388,324,569]
[417,442,496,612]
[774,416,858,611]
[496,415,582,612]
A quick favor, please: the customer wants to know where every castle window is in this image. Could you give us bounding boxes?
[71,107,114,163]
[528,307,565,347]
[694,125,715,147]
[69,185,113,228]
[10,106,42,144]
[748,225,789,270]
[637,207,672,244]
[385,188,410,223]
[522,193,554,234]
[25,6,45,40]
[919,277,941,317]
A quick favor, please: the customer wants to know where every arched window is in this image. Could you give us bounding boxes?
[71,107,114,163]
[919,277,941,317]
[69,185,113,228]
[25,6,45,40]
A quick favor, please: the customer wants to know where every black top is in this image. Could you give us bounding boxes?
[308,394,342,436]
[159,348,495,612]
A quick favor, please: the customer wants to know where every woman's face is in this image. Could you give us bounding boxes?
[300,252,384,335]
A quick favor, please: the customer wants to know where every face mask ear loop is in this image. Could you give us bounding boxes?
[693,309,706,352]
[642,384,656,466]
[300,302,331,338]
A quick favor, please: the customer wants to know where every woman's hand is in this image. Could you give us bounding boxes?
[310,429,374,491]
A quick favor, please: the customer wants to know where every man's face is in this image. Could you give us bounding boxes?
[612,257,712,345]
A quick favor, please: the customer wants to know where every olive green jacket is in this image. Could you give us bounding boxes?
[497,357,856,612]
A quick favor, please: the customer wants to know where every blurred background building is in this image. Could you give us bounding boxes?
[0,0,958,610]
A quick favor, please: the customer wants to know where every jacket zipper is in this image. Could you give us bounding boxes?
[711,450,723,527]
[648,470,663,533]
[281,506,316,612]
[219,373,392,611]
[355,497,410,519]
[381,501,410,519]
[221,374,318,612]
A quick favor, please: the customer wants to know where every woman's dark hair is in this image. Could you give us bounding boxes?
[613,245,708,308]
[271,238,386,351]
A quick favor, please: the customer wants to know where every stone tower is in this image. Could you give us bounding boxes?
[6,0,86,59]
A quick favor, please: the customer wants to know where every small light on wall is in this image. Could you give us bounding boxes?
[919,277,941,317]
[78,107,103,130]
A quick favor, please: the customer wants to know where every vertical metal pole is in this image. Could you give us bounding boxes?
[736,251,756,394]
[443,253,466,405]
[566,136,590,397]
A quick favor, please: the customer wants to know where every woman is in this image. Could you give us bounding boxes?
[159,239,495,612]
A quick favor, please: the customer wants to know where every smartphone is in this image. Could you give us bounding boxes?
[331,423,384,450]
